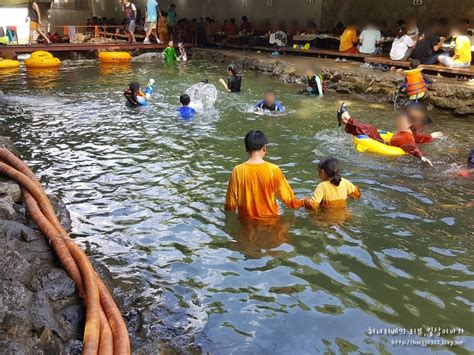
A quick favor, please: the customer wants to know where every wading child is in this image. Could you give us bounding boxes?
[178,94,196,120]
[302,68,325,96]
[256,89,285,113]
[124,82,146,106]
[338,104,437,165]
[163,40,177,62]
[400,59,432,103]
[225,130,303,220]
[304,158,361,210]
[219,64,242,93]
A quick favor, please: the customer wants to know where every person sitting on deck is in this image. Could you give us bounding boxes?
[219,64,242,93]
[339,23,359,54]
[399,59,433,103]
[411,19,446,65]
[224,130,303,221]
[338,103,441,165]
[163,40,178,61]
[390,25,416,61]
[303,157,361,211]
[358,19,382,55]
[256,89,285,113]
[226,18,239,36]
[438,21,472,68]
[240,16,254,35]
[178,94,196,120]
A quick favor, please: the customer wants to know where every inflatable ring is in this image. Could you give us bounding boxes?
[30,51,54,60]
[25,57,61,69]
[0,59,20,70]
[353,130,407,157]
[98,52,131,64]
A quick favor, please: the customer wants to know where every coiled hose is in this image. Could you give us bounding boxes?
[0,148,130,355]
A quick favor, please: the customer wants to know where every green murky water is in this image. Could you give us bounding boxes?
[0,59,472,354]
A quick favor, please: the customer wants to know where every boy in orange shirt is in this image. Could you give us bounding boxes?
[225,130,303,221]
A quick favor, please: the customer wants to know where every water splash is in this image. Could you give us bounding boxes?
[186,82,218,112]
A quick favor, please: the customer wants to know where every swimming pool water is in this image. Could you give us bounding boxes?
[0,59,473,354]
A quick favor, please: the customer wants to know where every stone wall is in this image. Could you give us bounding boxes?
[190,48,474,115]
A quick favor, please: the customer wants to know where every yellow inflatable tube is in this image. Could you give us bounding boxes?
[25,51,61,69]
[0,59,20,70]
[98,52,131,64]
[353,130,407,157]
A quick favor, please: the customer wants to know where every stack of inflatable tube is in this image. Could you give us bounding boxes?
[99,52,131,64]
[25,51,61,69]
[0,59,20,70]
[353,130,407,157]
[0,148,130,355]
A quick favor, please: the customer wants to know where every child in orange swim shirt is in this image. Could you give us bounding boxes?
[304,158,361,210]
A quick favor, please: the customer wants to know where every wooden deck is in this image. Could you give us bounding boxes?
[365,56,474,76]
[0,42,183,54]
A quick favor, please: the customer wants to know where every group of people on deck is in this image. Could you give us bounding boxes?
[339,17,472,68]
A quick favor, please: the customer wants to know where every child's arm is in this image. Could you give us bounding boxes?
[224,169,238,211]
[345,180,361,200]
[303,184,324,210]
[219,78,231,92]
[275,169,304,209]
[422,73,433,85]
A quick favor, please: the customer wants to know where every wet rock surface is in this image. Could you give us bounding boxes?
[191,48,474,115]
[0,137,83,354]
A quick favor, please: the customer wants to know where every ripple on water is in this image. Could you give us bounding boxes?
[0,61,473,353]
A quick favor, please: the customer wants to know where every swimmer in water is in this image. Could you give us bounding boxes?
[124,82,146,106]
[338,103,438,165]
[256,89,285,113]
[457,148,474,177]
[219,64,241,93]
[178,94,196,120]
[303,157,361,210]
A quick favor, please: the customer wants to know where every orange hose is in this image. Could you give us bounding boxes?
[0,149,130,354]
[23,190,114,354]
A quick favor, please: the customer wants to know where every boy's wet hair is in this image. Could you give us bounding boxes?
[244,130,268,152]
[409,59,421,69]
[265,89,275,96]
[319,158,342,186]
[180,94,191,106]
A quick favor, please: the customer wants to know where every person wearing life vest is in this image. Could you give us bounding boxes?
[124,82,147,107]
[304,66,325,96]
[401,59,432,103]
[256,89,285,113]
[122,0,137,43]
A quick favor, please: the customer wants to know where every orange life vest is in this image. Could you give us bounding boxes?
[404,68,427,97]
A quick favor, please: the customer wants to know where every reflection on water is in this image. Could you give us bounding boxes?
[0,61,473,353]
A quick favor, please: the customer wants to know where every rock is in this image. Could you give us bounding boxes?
[0,177,21,203]
[0,136,19,156]
[0,193,16,220]
[331,72,343,83]
[336,85,351,94]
